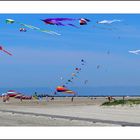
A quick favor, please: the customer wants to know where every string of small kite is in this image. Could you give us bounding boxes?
[55,59,87,95]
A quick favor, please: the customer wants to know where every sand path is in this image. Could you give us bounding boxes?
[0,97,140,126]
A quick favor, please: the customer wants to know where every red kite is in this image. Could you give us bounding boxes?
[56,86,75,94]
[0,46,12,56]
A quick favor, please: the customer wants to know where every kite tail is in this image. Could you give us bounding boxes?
[46,31,61,36]
[2,50,12,56]
[67,24,79,28]
[40,30,61,35]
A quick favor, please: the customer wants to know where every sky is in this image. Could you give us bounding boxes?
[0,14,140,88]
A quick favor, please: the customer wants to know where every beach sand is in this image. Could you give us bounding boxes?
[0,97,140,126]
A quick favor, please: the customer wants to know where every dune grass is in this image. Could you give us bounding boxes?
[102,98,140,106]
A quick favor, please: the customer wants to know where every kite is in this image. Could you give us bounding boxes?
[84,80,88,84]
[19,28,27,32]
[81,59,86,65]
[118,36,121,39]
[41,18,90,27]
[6,19,15,24]
[0,46,12,56]
[56,86,75,94]
[15,94,32,100]
[97,65,100,69]
[68,79,72,83]
[79,18,90,25]
[6,19,60,35]
[129,50,140,55]
[19,22,61,35]
[41,18,78,27]
[14,94,22,99]
[75,68,81,71]
[97,19,121,24]
[107,51,110,55]
[60,77,63,80]
[4,90,32,100]
[72,73,77,77]
[6,90,19,97]
[75,68,81,74]
[81,59,85,62]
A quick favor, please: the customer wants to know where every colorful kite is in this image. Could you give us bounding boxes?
[79,18,90,25]
[41,18,90,27]
[56,86,75,94]
[41,18,78,28]
[0,46,12,56]
[6,90,19,97]
[4,90,32,100]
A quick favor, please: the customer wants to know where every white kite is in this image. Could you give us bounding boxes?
[129,50,140,55]
[97,19,121,24]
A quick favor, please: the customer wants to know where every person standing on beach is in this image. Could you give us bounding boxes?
[20,96,23,102]
[108,96,112,102]
[2,93,9,102]
[71,97,74,102]
[38,96,42,104]
[46,96,49,102]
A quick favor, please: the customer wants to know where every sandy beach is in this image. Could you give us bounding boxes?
[0,97,140,126]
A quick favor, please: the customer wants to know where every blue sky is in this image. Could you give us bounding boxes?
[0,14,140,88]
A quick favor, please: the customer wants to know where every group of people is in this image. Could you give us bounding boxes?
[37,96,75,103]
[1,91,76,103]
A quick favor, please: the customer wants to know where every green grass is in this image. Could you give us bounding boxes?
[102,98,140,106]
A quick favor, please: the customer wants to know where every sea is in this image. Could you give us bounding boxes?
[0,86,140,97]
